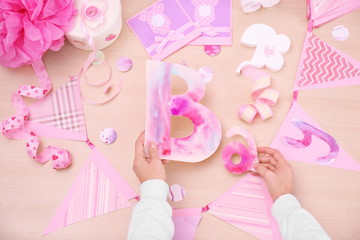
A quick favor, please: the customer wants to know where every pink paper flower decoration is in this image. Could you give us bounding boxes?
[0,0,76,68]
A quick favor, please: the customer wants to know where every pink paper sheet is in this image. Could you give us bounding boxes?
[307,0,360,28]
[178,0,232,45]
[127,0,201,60]
[271,101,360,172]
[43,148,139,235]
[27,79,87,141]
[294,31,360,91]
[207,173,281,240]
[172,208,202,240]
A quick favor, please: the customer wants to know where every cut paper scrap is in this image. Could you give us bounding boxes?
[43,148,139,235]
[178,0,232,45]
[145,60,222,162]
[238,68,279,124]
[271,101,360,172]
[294,31,360,91]
[127,0,202,60]
[222,127,258,174]
[240,0,280,13]
[236,24,291,74]
[307,0,360,28]
[207,173,281,240]
[0,60,73,169]
[172,208,202,240]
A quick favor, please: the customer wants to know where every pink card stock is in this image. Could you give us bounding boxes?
[294,32,360,91]
[43,148,138,235]
[271,101,360,172]
[127,0,201,60]
[173,208,202,240]
[145,60,222,162]
[208,173,281,240]
[178,0,232,45]
[307,0,360,28]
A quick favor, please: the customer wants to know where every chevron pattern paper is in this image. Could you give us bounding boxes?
[208,174,281,240]
[271,101,360,172]
[43,148,138,235]
[294,32,360,90]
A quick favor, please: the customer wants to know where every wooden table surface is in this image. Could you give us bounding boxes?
[1,0,359,239]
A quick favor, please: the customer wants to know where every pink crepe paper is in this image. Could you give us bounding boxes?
[207,173,281,240]
[0,0,76,68]
[145,60,222,162]
[43,148,139,235]
[294,32,360,91]
[271,101,360,172]
[307,0,360,28]
[172,208,202,240]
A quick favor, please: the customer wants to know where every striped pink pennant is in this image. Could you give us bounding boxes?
[207,173,281,240]
[43,148,139,235]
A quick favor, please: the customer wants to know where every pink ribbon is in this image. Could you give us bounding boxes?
[195,22,219,37]
[1,60,72,169]
[155,30,184,53]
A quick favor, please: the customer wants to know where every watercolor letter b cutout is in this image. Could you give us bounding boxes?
[145,60,222,162]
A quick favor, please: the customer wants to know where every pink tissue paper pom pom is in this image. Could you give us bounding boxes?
[0,0,76,68]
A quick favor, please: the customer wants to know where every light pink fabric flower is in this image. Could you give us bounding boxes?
[0,0,76,68]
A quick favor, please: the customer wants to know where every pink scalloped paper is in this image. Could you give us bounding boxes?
[294,31,360,91]
[173,208,202,240]
[307,0,360,28]
[207,173,281,240]
[178,0,232,45]
[127,0,201,60]
[271,101,360,172]
[43,148,138,235]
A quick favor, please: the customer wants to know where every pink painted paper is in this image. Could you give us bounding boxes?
[294,32,360,91]
[43,148,139,235]
[307,0,360,28]
[145,60,222,162]
[172,208,202,240]
[271,101,360,172]
[178,0,232,45]
[127,0,201,60]
[208,173,281,240]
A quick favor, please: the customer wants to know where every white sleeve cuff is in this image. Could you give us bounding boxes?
[271,194,301,222]
[140,179,169,201]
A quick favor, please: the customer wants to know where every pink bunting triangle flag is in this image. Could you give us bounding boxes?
[207,173,281,240]
[271,101,360,172]
[307,0,360,28]
[294,31,360,91]
[172,208,202,240]
[43,148,139,235]
[26,79,88,142]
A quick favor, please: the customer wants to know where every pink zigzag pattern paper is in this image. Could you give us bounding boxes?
[271,101,360,172]
[173,208,202,240]
[294,32,360,90]
[208,173,281,240]
[43,148,138,235]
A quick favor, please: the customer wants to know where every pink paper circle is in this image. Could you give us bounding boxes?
[116,57,133,72]
[332,25,349,41]
[222,142,253,174]
[168,184,185,202]
[204,45,221,56]
[100,128,117,144]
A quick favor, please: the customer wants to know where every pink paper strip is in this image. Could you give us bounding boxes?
[271,101,360,172]
[208,173,281,240]
[172,208,202,240]
[43,148,138,235]
[294,32,360,91]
